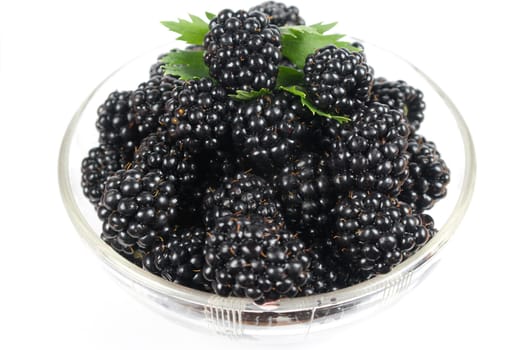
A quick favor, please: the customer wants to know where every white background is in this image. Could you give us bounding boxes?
[0,0,524,349]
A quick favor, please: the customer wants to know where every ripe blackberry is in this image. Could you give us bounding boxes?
[162,78,231,154]
[98,168,181,258]
[231,92,316,176]
[130,74,183,138]
[304,45,374,115]
[142,226,211,291]
[328,191,436,280]
[273,152,335,238]
[134,131,241,225]
[299,245,348,296]
[101,234,146,267]
[133,130,199,189]
[323,102,411,195]
[191,149,241,223]
[204,9,281,91]
[198,148,239,183]
[203,215,311,303]
[96,90,137,159]
[399,135,450,212]
[372,78,426,132]
[81,144,125,205]
[202,171,283,229]
[249,1,305,26]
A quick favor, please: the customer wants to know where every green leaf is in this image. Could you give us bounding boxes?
[281,24,362,69]
[310,22,338,34]
[162,50,210,80]
[161,13,210,45]
[205,12,216,20]
[281,25,318,35]
[280,85,307,99]
[280,86,351,123]
[276,66,304,87]
[228,88,272,101]
[281,22,336,35]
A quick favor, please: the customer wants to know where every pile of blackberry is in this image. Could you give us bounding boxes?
[81,2,450,304]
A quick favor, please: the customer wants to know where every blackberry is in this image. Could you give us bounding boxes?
[323,102,411,195]
[304,45,374,115]
[133,130,199,190]
[231,92,316,176]
[182,148,243,224]
[299,245,348,296]
[203,171,283,229]
[133,135,202,226]
[204,9,281,91]
[134,131,241,225]
[372,78,426,132]
[134,131,238,188]
[101,233,146,267]
[81,144,125,205]
[191,149,241,222]
[198,148,239,183]
[142,226,211,291]
[96,90,137,159]
[130,74,183,138]
[399,135,450,212]
[203,215,311,303]
[249,1,305,26]
[162,78,231,154]
[328,191,436,281]
[273,152,335,239]
[98,168,181,258]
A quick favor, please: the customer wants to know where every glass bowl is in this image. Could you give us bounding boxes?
[58,41,476,341]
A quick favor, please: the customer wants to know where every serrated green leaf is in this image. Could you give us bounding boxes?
[310,22,338,34]
[161,13,209,45]
[281,25,317,36]
[281,23,336,36]
[162,50,210,80]
[228,88,271,101]
[280,86,350,123]
[281,24,361,69]
[205,12,216,20]
[276,66,304,87]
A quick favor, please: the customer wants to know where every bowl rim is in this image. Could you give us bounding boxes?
[58,41,476,315]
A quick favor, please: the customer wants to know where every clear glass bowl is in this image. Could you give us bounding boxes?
[58,41,476,341]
